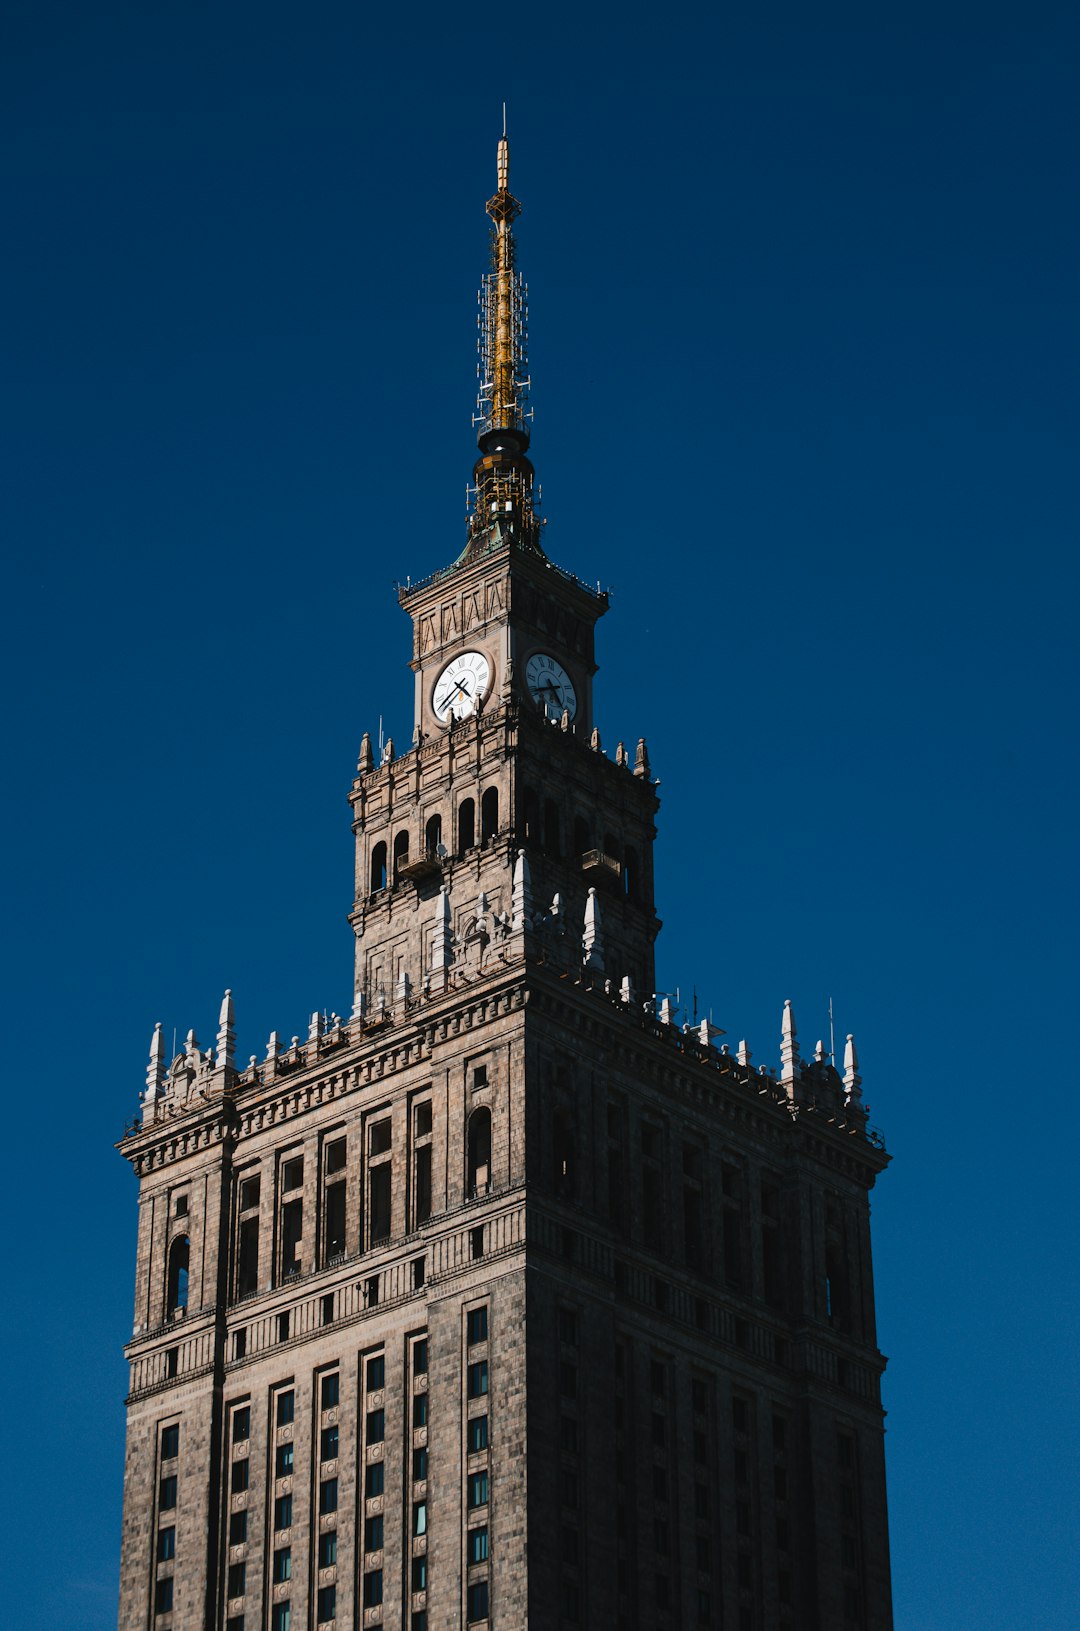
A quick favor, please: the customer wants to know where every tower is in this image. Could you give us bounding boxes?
[117,133,893,1631]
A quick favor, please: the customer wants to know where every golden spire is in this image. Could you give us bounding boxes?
[460,122,543,565]
[477,120,529,438]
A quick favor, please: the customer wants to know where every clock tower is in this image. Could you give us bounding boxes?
[348,133,661,1020]
[116,130,894,1631]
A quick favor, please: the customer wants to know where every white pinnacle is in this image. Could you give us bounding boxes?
[582,886,605,970]
[843,1033,863,1106]
[780,999,800,1086]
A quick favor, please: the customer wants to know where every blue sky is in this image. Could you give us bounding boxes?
[2,3,1078,1626]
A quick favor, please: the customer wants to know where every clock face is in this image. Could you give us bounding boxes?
[526,652,577,721]
[432,650,492,723]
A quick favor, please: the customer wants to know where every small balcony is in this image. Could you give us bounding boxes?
[397,848,443,883]
[581,849,622,885]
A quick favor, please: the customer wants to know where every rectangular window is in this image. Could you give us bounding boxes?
[319,1530,338,1567]
[317,1584,337,1624]
[226,1617,245,1631]
[560,1361,577,1399]
[174,1193,188,1219]
[369,1163,392,1244]
[413,1338,428,1374]
[467,1580,489,1622]
[366,1354,386,1391]
[326,1137,347,1174]
[273,1548,292,1584]
[282,1156,304,1191]
[237,1217,259,1297]
[275,1493,293,1530]
[320,1478,339,1515]
[324,1182,346,1261]
[561,1416,577,1453]
[559,1308,579,1345]
[363,1570,384,1608]
[468,1470,489,1508]
[370,1118,392,1156]
[413,1614,428,1631]
[321,1371,340,1409]
[321,1425,339,1461]
[155,1577,174,1614]
[467,1360,489,1399]
[415,1144,432,1225]
[365,1461,385,1498]
[414,1100,433,1137]
[277,1310,290,1342]
[562,1469,579,1508]
[365,1514,384,1552]
[240,1175,261,1210]
[413,1393,429,1428]
[159,1475,177,1511]
[366,1407,385,1443]
[227,1561,246,1597]
[467,1526,489,1564]
[413,1500,428,1536]
[271,1605,291,1631]
[562,1524,579,1565]
[161,1424,180,1459]
[277,1390,295,1425]
[281,1198,303,1276]
[232,1406,250,1441]
[468,1415,488,1453]
[467,1307,489,1345]
[413,1446,429,1480]
[229,1509,248,1545]
[157,1526,175,1562]
[411,1556,428,1591]
[275,1444,294,1478]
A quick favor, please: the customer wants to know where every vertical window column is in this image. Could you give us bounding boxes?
[613,1341,634,1631]
[154,1421,180,1621]
[649,1357,672,1624]
[410,1336,430,1627]
[315,1370,341,1624]
[558,1308,582,1625]
[322,1137,348,1267]
[411,1100,433,1229]
[772,1414,792,1630]
[731,1394,757,1631]
[278,1154,305,1282]
[361,1352,387,1621]
[465,1304,490,1624]
[690,1377,715,1626]
[367,1118,393,1247]
[225,1405,250,1627]
[269,1388,295,1631]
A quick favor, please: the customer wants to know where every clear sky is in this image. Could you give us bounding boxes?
[2,2,1078,1626]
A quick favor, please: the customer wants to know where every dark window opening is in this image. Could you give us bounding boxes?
[326,1138,347,1175]
[412,1255,425,1289]
[281,1199,303,1278]
[723,1211,743,1289]
[321,1291,335,1325]
[481,785,500,842]
[370,840,387,893]
[624,845,639,900]
[763,1227,784,1310]
[425,812,443,855]
[392,828,410,883]
[237,1217,259,1298]
[468,1106,492,1197]
[321,1371,340,1408]
[414,1144,432,1225]
[458,797,476,854]
[239,1174,260,1211]
[324,1181,346,1263]
[471,1225,485,1260]
[521,785,540,843]
[370,1165,391,1244]
[277,1310,290,1342]
[573,814,590,855]
[826,1243,850,1327]
[553,1107,576,1198]
[282,1155,304,1191]
[161,1424,179,1458]
[642,1168,662,1250]
[684,1186,704,1272]
[543,797,561,857]
[167,1235,189,1315]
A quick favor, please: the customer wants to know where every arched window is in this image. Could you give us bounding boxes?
[553,1108,576,1198]
[458,798,476,854]
[624,846,639,900]
[167,1235,190,1316]
[467,1107,492,1198]
[392,829,410,883]
[543,799,561,858]
[371,841,389,893]
[481,787,499,843]
[521,786,540,843]
[573,816,591,856]
[425,812,443,856]
[604,832,621,864]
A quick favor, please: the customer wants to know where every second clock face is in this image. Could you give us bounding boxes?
[526,652,577,720]
[432,650,492,723]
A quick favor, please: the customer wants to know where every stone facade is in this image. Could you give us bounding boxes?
[116,141,893,1631]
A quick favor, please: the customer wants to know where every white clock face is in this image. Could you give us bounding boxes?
[432,650,492,723]
[526,652,577,720]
